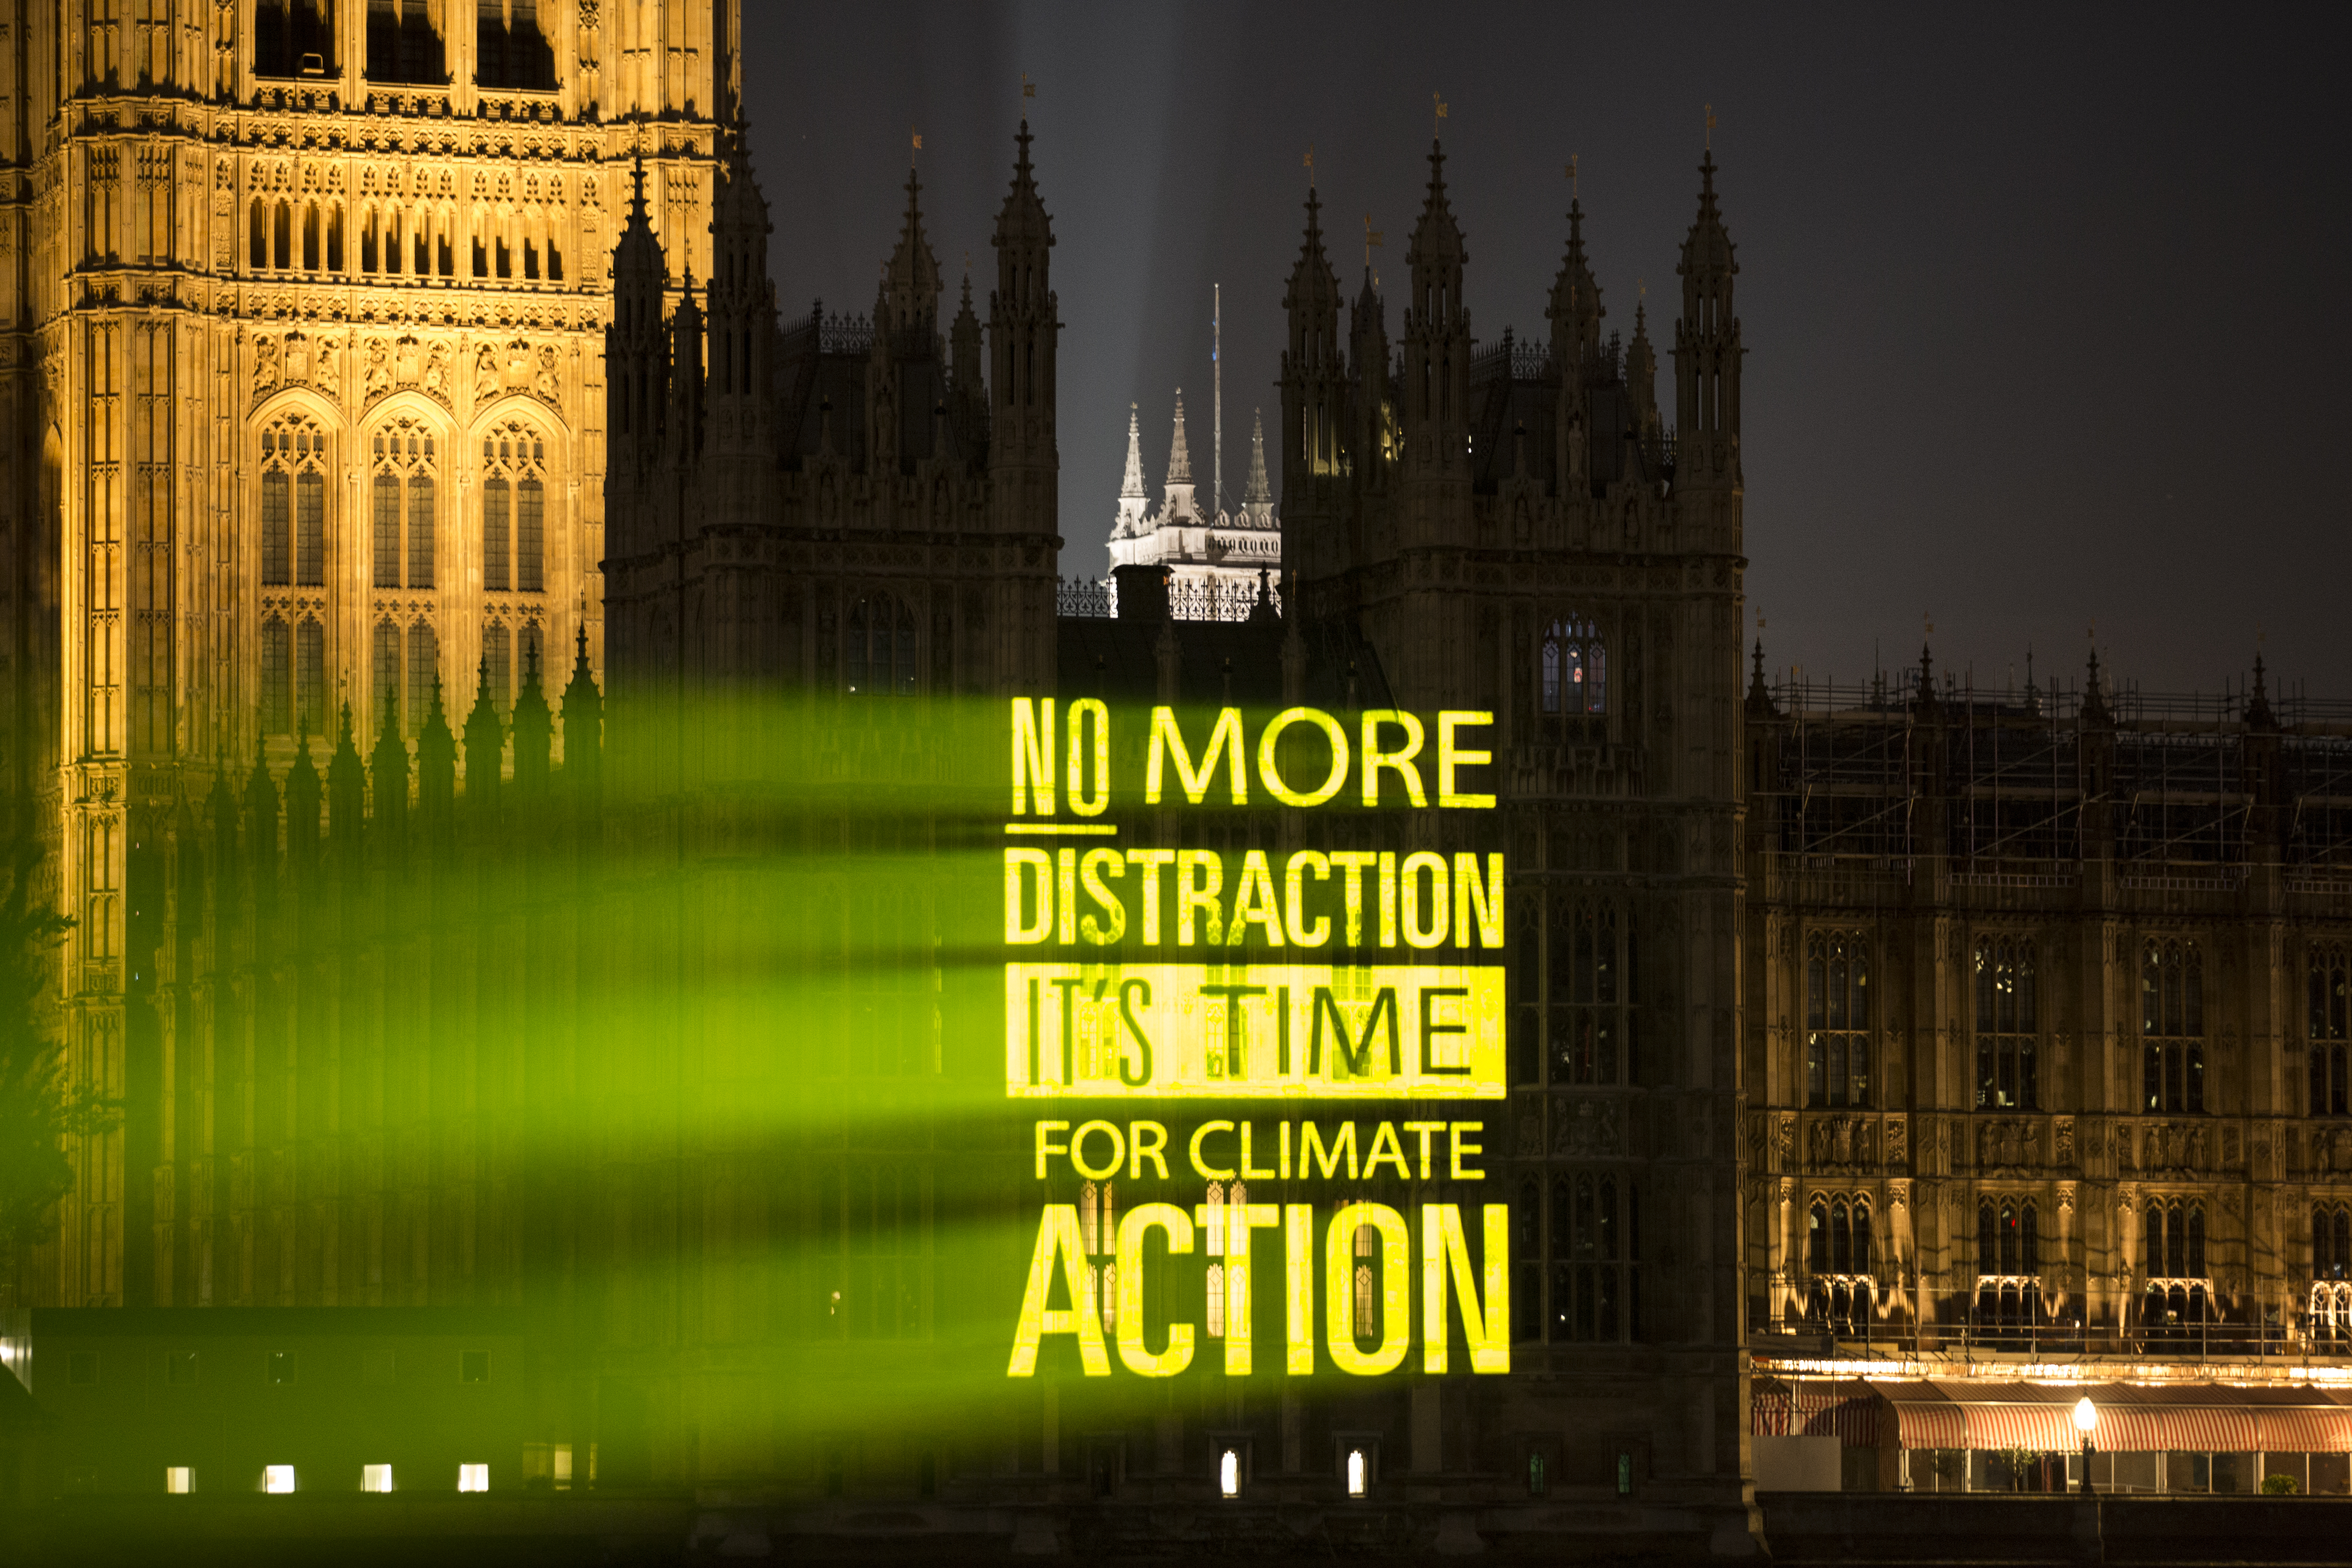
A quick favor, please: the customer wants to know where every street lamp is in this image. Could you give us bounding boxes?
[2073,1396,2098,1495]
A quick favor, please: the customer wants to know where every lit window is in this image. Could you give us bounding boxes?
[459,1463,489,1493]
[1539,617,1607,717]
[1804,932,1873,1108]
[1218,1448,1240,1499]
[1346,1448,1366,1498]
[363,1464,394,1493]
[166,1467,191,1494]
[264,1466,296,1494]
[552,1446,572,1490]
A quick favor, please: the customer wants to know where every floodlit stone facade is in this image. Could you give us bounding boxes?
[1,0,736,1310]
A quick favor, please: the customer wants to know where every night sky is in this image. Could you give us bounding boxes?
[738,4,2350,700]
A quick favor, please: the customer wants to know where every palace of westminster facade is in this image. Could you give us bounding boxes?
[6,0,2352,1548]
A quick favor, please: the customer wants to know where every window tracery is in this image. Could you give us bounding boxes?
[480,421,547,594]
[1973,936,2038,1110]
[1805,932,1871,1108]
[2312,942,2350,1116]
[2141,939,2205,1113]
[844,594,918,697]
[1807,1194,1874,1336]
[1539,616,1606,717]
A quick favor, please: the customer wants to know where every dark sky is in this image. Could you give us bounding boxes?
[738,3,2351,700]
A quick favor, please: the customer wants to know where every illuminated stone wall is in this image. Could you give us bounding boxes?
[2,1,738,1310]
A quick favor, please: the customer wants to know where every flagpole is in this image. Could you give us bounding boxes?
[1212,283,1222,520]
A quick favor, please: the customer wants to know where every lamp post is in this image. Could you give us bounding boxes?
[2073,1396,2098,1494]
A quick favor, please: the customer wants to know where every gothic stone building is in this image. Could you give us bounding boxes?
[592,125,1759,1554]
[12,0,2350,1554]
[1743,655,2352,1488]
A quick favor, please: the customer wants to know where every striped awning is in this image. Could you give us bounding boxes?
[1769,1379,2352,1453]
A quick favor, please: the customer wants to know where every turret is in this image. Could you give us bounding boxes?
[950,272,987,464]
[705,133,775,437]
[369,685,409,851]
[1626,300,1663,457]
[511,640,553,800]
[560,625,604,805]
[1347,264,1389,499]
[607,155,670,484]
[1673,151,1741,494]
[988,119,1059,534]
[1278,184,1343,525]
[1113,403,1149,538]
[463,657,505,820]
[328,702,366,862]
[867,167,942,478]
[1241,409,1274,528]
[666,270,706,465]
[416,675,457,829]
[1160,391,1198,525]
[1546,197,1604,492]
[1401,140,1470,486]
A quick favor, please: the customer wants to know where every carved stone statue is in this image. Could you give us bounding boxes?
[474,343,500,403]
[252,336,279,394]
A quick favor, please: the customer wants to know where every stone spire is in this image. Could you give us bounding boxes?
[1547,196,1604,380]
[1161,390,1197,523]
[1674,148,1741,492]
[1403,138,1470,481]
[1241,408,1274,526]
[988,117,1059,523]
[1626,298,1662,448]
[1279,181,1345,530]
[877,166,942,342]
[1114,403,1149,537]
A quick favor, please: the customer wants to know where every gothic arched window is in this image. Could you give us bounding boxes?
[2316,1204,2352,1282]
[370,418,437,589]
[1539,617,1606,717]
[1974,936,2038,1109]
[845,595,918,697]
[2312,943,2350,1116]
[1551,1173,1639,1344]
[260,417,331,589]
[480,421,548,594]
[1805,932,1872,1109]
[2142,940,2205,1113]
[1546,898,1637,1086]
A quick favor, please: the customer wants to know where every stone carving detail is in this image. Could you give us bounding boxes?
[1807,1115,1875,1170]
[252,335,279,395]
[1515,1108,1542,1158]
[1771,1114,1795,1167]
[2223,1124,2242,1169]
[1884,1118,1908,1169]
[364,337,392,401]
[423,341,450,403]
[1553,1098,1621,1158]
[474,342,500,403]
[1977,1118,2038,1170]
[2055,1118,2076,1167]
